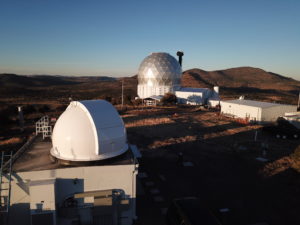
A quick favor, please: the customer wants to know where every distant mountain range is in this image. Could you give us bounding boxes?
[181,67,300,103]
[181,67,299,91]
[0,67,299,104]
[0,73,115,88]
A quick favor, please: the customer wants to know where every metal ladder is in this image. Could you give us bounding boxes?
[0,151,13,214]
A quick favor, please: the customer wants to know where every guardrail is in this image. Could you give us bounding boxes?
[1,135,38,171]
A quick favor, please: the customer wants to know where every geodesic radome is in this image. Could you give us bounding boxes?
[138,52,182,87]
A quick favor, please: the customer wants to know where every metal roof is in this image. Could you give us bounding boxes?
[177,87,210,93]
[145,95,164,101]
[221,99,288,108]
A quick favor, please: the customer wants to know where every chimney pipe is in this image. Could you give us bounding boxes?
[176,51,184,67]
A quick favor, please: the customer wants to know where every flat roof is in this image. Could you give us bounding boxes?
[12,136,136,172]
[177,87,210,93]
[221,99,294,108]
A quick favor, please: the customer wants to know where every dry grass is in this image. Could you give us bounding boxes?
[121,114,136,118]
[0,137,23,146]
[148,135,197,149]
[262,156,295,177]
[204,125,260,140]
[125,117,174,128]
[262,145,300,177]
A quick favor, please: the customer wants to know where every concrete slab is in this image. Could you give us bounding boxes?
[256,157,269,162]
[145,181,155,187]
[160,208,168,215]
[138,172,148,178]
[183,162,194,167]
[153,196,164,202]
[137,180,145,196]
[159,174,166,181]
[150,189,160,194]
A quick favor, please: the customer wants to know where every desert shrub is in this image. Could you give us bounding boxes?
[55,104,67,112]
[0,106,16,126]
[23,104,37,114]
[132,99,143,106]
[161,93,177,105]
[104,95,112,102]
[38,104,50,113]
[291,146,300,162]
[110,97,116,105]
[124,95,133,105]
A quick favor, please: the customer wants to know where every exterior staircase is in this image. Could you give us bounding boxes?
[0,151,13,224]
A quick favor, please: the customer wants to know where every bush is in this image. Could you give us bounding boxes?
[104,95,112,102]
[132,98,143,106]
[161,93,177,105]
[0,106,16,126]
[291,146,300,161]
[38,104,50,113]
[23,105,37,114]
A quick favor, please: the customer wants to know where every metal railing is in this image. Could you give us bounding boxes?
[36,116,52,139]
[0,151,13,214]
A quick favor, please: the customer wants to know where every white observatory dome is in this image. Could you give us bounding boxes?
[50,100,128,162]
[137,52,182,98]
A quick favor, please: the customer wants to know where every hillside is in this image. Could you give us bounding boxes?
[181,67,299,90]
[0,73,116,88]
[0,74,79,87]
[181,67,300,103]
[0,67,299,104]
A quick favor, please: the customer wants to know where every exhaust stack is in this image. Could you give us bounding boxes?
[176,51,184,67]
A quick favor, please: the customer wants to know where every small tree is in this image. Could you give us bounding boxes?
[161,93,177,105]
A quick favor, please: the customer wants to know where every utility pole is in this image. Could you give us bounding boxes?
[121,79,124,109]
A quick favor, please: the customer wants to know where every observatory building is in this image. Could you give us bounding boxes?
[2,100,139,225]
[137,52,220,105]
[51,100,128,162]
[137,52,182,99]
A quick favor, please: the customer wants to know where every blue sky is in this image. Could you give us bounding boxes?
[0,0,299,80]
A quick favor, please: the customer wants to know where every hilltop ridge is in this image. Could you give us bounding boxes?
[0,66,299,104]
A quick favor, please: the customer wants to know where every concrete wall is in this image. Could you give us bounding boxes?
[176,90,212,105]
[8,164,137,225]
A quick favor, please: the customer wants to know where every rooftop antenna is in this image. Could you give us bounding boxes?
[176,51,184,67]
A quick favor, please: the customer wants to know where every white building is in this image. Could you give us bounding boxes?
[1,100,139,225]
[176,86,220,106]
[220,99,297,122]
[137,52,182,99]
[137,52,220,105]
[176,88,212,105]
[284,112,300,129]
